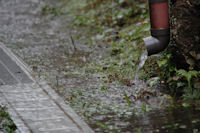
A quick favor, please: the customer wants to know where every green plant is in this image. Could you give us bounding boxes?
[136,128,142,133]
[124,93,131,106]
[141,104,147,113]
[96,121,107,129]
[151,48,200,100]
[156,53,175,82]
[0,106,17,133]
[176,69,198,88]
[183,88,200,100]
[42,5,63,16]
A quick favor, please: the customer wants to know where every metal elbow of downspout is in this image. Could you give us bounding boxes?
[143,0,170,56]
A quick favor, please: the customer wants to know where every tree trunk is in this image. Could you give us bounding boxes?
[170,0,200,70]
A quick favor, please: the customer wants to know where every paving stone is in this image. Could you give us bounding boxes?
[16,126,31,133]
[0,83,40,92]
[1,82,93,133]
[0,45,94,133]
[10,99,57,108]
[4,91,46,101]
[29,118,79,132]
[17,106,64,119]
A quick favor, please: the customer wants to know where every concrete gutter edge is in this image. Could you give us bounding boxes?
[0,42,94,133]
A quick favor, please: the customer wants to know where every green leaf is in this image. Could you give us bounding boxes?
[177,82,185,87]
[147,77,160,87]
[100,86,105,91]
[141,104,147,112]
[77,89,82,95]
[188,70,198,78]
[124,93,131,105]
[136,128,142,133]
[96,122,107,129]
[182,103,191,108]
[177,69,199,88]
[82,102,87,108]
[157,59,168,67]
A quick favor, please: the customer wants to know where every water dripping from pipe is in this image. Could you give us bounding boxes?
[135,50,148,81]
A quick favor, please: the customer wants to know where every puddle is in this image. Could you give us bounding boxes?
[0,0,199,132]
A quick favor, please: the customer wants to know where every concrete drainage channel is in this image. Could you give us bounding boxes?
[0,43,94,133]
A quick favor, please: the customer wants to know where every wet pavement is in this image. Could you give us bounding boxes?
[0,46,32,85]
[0,44,93,133]
[0,0,200,132]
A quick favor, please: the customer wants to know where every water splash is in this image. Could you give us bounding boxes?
[135,50,148,80]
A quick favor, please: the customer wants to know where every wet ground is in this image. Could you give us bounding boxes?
[0,0,200,132]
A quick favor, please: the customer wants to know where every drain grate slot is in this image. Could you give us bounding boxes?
[0,48,32,85]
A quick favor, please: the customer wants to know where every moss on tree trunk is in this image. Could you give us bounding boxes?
[170,0,200,70]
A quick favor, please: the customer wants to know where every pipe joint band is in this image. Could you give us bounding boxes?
[151,28,170,37]
[148,0,168,3]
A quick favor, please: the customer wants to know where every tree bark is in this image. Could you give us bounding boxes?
[170,0,200,70]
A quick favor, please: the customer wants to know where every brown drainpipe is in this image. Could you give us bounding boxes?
[143,0,170,56]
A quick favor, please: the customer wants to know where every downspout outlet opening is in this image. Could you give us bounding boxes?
[143,35,169,56]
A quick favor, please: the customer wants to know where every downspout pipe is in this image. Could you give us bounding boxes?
[143,0,170,56]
